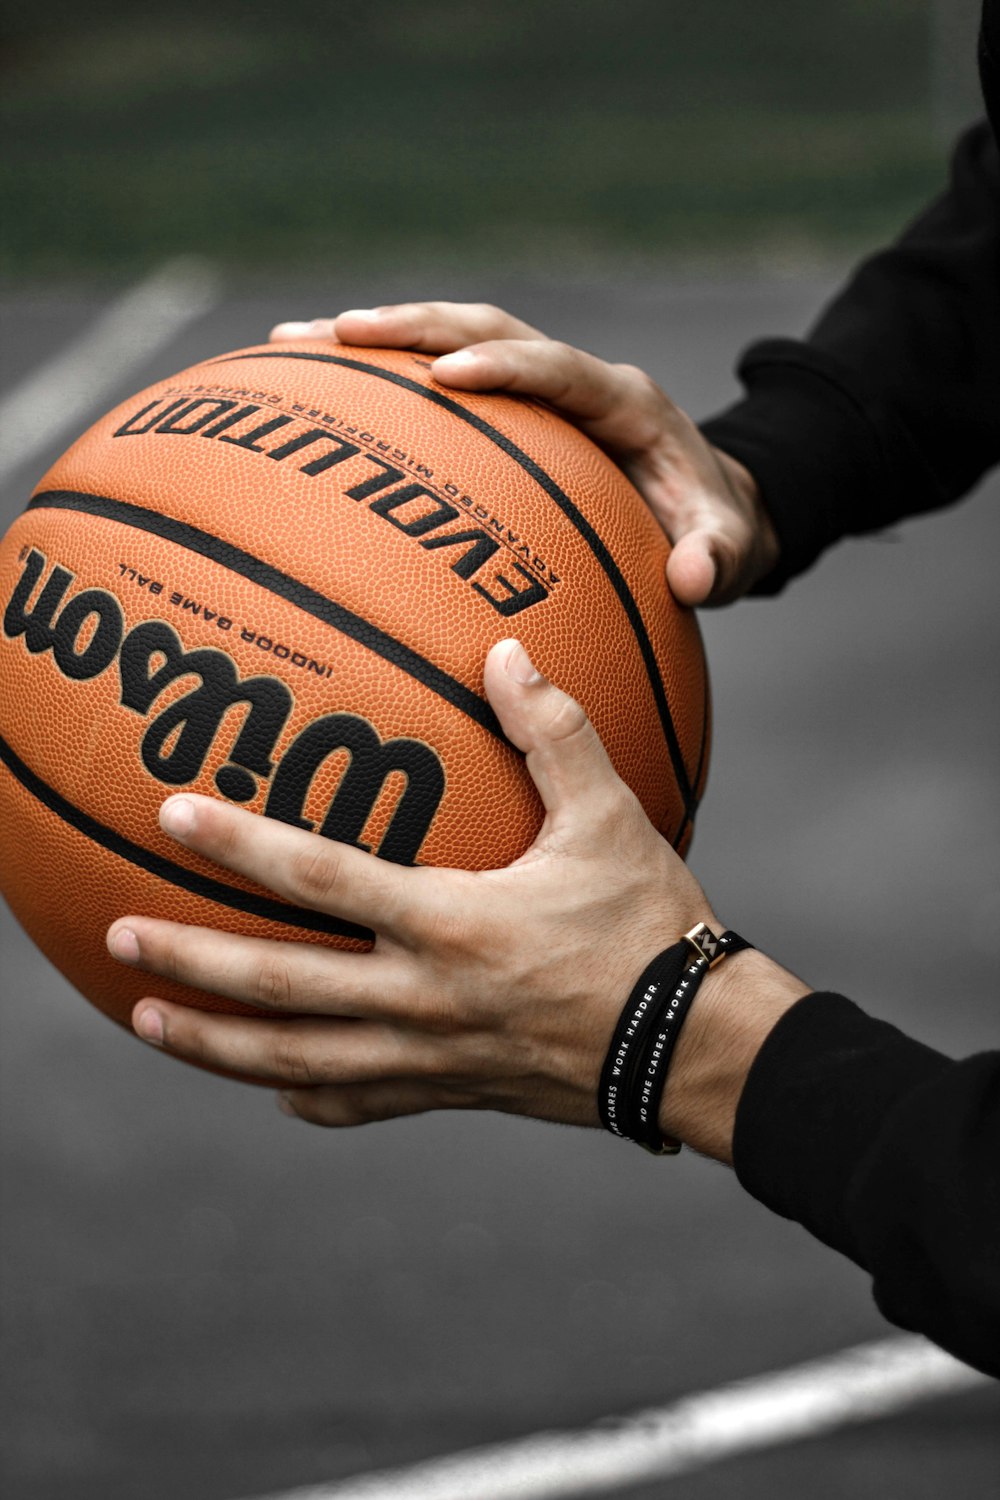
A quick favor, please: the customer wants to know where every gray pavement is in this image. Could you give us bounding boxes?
[1,274,998,1499]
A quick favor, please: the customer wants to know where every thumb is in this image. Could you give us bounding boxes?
[483,640,623,827]
[666,527,750,607]
[666,530,718,606]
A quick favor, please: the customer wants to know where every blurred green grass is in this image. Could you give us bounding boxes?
[0,0,973,276]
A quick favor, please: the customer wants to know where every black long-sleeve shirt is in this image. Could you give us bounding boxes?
[700,2,1000,1378]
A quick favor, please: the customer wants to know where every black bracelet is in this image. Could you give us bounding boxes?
[598,925,752,1155]
[597,942,691,1147]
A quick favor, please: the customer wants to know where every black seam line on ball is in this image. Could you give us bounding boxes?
[0,733,373,941]
[212,349,698,837]
[676,671,711,850]
[26,490,507,747]
[693,660,710,799]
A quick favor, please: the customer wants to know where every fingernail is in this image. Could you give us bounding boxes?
[110,926,140,963]
[136,1008,164,1045]
[160,796,195,838]
[277,1093,298,1117]
[273,321,314,338]
[339,307,378,323]
[504,640,542,685]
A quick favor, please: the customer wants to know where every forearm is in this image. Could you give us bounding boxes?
[669,965,1000,1377]
[701,122,1000,592]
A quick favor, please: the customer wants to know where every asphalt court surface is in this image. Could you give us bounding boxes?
[1,272,998,1499]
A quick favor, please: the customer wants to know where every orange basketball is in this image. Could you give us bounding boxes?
[0,343,708,1043]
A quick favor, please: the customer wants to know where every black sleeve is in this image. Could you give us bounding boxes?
[700,122,1000,594]
[732,993,1000,1377]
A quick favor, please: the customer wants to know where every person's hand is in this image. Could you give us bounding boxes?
[107,641,807,1160]
[270,302,780,606]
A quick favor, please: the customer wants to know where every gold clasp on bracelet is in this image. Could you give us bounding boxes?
[683,922,726,968]
[642,1136,683,1156]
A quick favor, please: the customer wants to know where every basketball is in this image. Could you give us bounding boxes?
[0,342,708,1038]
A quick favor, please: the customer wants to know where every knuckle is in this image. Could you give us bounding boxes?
[418,991,463,1037]
[546,342,587,389]
[253,955,294,1010]
[290,841,341,905]
[273,1029,321,1086]
[714,528,743,571]
[471,301,505,324]
[206,806,256,874]
[150,931,184,985]
[168,1012,223,1068]
[167,943,190,986]
[417,904,471,958]
[542,690,590,746]
[433,906,470,950]
[406,1038,446,1077]
[613,360,652,388]
[422,299,470,324]
[547,339,578,364]
[546,340,586,382]
[210,808,242,864]
[614,362,667,408]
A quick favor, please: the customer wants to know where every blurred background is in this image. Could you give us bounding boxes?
[0,0,986,278]
[1,4,998,1500]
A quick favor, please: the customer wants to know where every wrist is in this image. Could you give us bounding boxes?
[657,946,810,1164]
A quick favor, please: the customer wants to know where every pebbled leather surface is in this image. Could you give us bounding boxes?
[0,344,708,1033]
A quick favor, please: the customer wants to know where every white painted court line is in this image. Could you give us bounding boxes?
[0,256,221,491]
[236,1336,990,1500]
